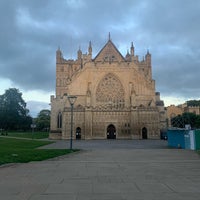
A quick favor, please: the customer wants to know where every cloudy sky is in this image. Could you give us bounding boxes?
[0,0,200,116]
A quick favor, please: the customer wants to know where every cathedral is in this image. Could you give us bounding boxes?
[50,35,166,140]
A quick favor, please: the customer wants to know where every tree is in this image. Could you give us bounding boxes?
[171,112,200,129]
[195,115,200,128]
[187,100,200,107]
[0,88,32,130]
[35,109,50,131]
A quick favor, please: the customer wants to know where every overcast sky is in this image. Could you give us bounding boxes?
[0,0,200,116]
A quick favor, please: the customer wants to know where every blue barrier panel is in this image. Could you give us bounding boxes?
[195,130,200,150]
[167,129,186,149]
[184,132,191,149]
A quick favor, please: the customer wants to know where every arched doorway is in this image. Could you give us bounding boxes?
[142,127,148,139]
[76,127,81,139]
[107,124,116,139]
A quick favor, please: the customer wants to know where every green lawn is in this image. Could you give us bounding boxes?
[0,137,77,165]
[1,131,49,139]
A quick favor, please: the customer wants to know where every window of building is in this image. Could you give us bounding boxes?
[57,112,62,128]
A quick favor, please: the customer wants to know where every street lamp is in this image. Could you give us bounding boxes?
[67,95,77,150]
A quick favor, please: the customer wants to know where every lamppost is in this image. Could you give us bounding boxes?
[67,95,77,150]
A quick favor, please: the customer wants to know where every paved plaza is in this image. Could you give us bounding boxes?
[0,140,200,200]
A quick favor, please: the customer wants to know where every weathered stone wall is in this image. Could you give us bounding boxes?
[50,37,166,139]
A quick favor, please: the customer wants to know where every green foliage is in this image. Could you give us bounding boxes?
[35,109,50,131]
[0,88,32,130]
[0,137,77,165]
[187,100,200,107]
[195,115,200,128]
[4,131,49,139]
[171,112,200,129]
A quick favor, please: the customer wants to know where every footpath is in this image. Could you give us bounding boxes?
[0,140,200,200]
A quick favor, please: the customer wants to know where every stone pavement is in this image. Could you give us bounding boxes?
[39,139,169,150]
[0,140,200,200]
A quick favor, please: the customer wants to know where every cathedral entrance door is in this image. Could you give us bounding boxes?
[107,124,116,139]
[142,127,148,139]
[76,127,81,139]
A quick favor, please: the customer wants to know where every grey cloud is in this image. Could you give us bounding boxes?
[0,0,200,101]
[27,100,50,117]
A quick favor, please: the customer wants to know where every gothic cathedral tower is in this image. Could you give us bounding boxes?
[50,35,166,140]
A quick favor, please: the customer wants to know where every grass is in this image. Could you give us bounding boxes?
[1,131,49,139]
[0,137,78,165]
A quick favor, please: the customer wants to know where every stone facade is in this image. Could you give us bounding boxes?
[50,36,166,139]
[166,103,200,127]
[166,105,183,127]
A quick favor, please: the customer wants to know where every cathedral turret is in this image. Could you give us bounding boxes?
[145,49,151,67]
[88,41,92,58]
[145,49,152,78]
[130,42,134,56]
[56,47,63,63]
[125,49,131,61]
[108,32,111,41]
[77,47,82,61]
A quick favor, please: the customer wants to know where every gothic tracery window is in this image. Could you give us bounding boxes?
[96,73,125,106]
[57,112,62,128]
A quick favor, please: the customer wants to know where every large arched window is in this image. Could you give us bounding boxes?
[57,112,62,128]
[96,73,125,106]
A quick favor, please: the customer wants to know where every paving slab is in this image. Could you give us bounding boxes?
[0,140,200,200]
